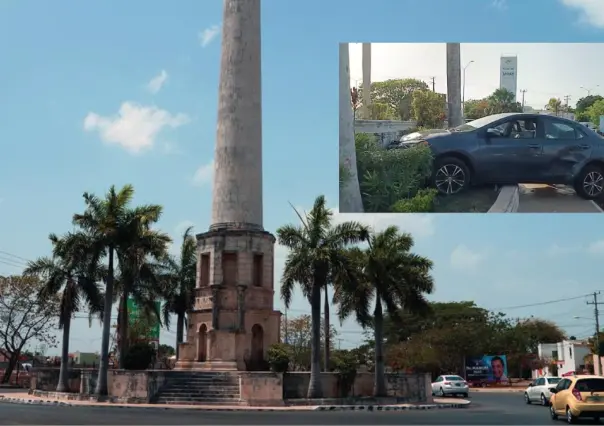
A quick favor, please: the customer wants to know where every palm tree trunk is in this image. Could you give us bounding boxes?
[118,292,129,368]
[339,42,364,213]
[323,286,330,371]
[56,316,72,392]
[373,298,387,397]
[95,247,115,396]
[175,313,185,360]
[307,283,323,398]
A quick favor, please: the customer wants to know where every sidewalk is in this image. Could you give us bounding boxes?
[0,392,470,412]
[517,184,602,213]
[471,387,524,393]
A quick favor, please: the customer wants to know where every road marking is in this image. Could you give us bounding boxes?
[590,200,604,213]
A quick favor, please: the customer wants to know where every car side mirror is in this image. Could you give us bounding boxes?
[549,388,558,393]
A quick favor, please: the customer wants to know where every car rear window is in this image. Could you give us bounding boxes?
[445,376,464,381]
[548,378,561,384]
[575,379,604,392]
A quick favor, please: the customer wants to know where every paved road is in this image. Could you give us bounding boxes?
[517,184,601,213]
[0,392,565,425]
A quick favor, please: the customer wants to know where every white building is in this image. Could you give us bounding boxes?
[533,340,591,378]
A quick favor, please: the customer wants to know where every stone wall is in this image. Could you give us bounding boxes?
[283,372,432,402]
[239,372,284,406]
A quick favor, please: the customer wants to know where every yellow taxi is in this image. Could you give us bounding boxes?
[549,374,604,423]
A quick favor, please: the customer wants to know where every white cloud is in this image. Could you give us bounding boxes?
[491,0,507,10]
[83,102,189,154]
[561,0,604,28]
[348,43,604,109]
[147,70,168,94]
[199,24,220,47]
[449,244,486,272]
[587,240,604,255]
[192,160,214,186]
[546,243,580,256]
[332,211,436,239]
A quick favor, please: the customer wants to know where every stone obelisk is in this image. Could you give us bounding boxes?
[176,0,281,371]
[211,0,263,232]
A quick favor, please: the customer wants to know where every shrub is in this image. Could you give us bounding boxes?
[267,343,291,373]
[355,133,433,212]
[331,350,358,398]
[391,188,438,213]
[123,342,156,370]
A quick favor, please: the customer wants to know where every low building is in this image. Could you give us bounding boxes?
[533,340,591,378]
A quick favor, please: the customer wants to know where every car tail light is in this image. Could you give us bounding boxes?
[572,388,582,401]
[419,140,429,146]
[444,382,451,385]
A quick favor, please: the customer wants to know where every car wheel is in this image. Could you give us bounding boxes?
[593,417,600,423]
[439,387,445,397]
[461,393,468,399]
[550,405,558,420]
[575,164,604,200]
[541,393,548,406]
[566,407,577,424]
[525,392,531,404]
[432,157,471,195]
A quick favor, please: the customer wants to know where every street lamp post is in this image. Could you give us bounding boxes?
[580,85,600,96]
[462,60,474,119]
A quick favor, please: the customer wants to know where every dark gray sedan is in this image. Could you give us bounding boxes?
[395,113,604,199]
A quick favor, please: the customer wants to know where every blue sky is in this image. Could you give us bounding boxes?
[1,0,604,353]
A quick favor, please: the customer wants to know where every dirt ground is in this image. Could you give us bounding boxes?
[434,185,500,213]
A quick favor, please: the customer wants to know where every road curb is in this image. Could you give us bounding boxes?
[313,402,470,411]
[0,395,469,412]
[488,185,519,213]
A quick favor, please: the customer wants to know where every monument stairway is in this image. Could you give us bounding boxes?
[153,372,242,405]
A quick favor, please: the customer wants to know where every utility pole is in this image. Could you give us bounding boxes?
[587,291,603,375]
[430,77,435,92]
[520,89,527,109]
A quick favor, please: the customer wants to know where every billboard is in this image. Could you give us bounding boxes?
[600,116,604,134]
[500,56,518,101]
[127,298,161,342]
[465,355,509,383]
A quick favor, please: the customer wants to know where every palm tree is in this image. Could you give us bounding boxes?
[277,195,369,398]
[336,226,435,397]
[160,226,197,359]
[545,98,563,116]
[72,184,167,396]
[24,232,103,392]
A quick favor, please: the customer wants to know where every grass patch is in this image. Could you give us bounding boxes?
[434,185,501,213]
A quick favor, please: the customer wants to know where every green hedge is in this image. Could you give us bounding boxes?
[355,133,435,212]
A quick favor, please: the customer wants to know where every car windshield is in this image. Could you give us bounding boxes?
[547,378,561,384]
[453,114,511,132]
[445,376,464,381]
[575,379,604,392]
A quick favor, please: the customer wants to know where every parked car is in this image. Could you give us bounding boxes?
[524,376,561,406]
[431,375,469,398]
[394,113,604,199]
[549,375,604,423]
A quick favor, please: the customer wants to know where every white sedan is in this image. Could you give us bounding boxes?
[524,376,561,406]
[431,375,469,397]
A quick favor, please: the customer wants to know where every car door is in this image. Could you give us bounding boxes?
[553,379,572,412]
[531,378,545,400]
[537,117,593,182]
[476,116,544,183]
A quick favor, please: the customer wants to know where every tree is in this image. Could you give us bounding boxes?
[72,184,169,396]
[161,226,197,359]
[0,275,59,383]
[586,99,604,126]
[337,226,434,396]
[280,314,338,371]
[576,95,604,114]
[487,88,522,114]
[545,98,563,116]
[24,232,103,392]
[366,79,430,120]
[276,195,369,398]
[411,90,446,128]
[463,99,490,120]
[339,43,364,213]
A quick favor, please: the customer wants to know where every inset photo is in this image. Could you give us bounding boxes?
[338,43,604,214]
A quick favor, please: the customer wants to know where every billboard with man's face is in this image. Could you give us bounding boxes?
[465,355,509,383]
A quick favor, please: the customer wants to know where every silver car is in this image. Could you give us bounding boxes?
[432,375,469,397]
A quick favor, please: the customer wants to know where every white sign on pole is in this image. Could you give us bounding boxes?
[600,116,604,133]
[500,56,518,101]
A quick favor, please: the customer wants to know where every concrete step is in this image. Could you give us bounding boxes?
[158,392,240,398]
[155,397,244,405]
[166,380,239,385]
[159,390,240,396]
[162,387,239,392]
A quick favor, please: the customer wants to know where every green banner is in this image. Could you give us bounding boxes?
[127,298,161,341]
